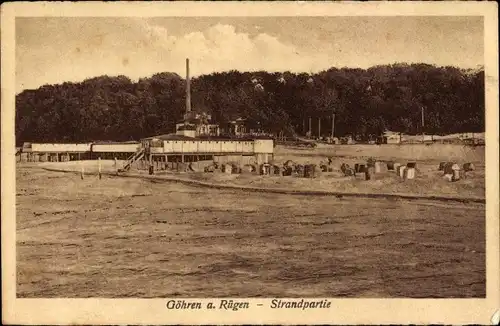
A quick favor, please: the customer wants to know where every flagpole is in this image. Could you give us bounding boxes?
[421,106,425,143]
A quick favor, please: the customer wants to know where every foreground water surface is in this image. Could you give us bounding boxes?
[16,167,485,298]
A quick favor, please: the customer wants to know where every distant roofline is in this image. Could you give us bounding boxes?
[22,141,139,145]
[92,141,140,145]
[23,142,94,145]
[141,133,273,141]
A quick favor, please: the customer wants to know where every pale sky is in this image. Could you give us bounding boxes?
[16,16,484,93]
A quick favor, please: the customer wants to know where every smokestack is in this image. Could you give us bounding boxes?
[186,58,191,113]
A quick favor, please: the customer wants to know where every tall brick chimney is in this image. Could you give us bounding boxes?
[186,58,191,114]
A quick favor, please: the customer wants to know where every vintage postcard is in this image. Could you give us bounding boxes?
[1,1,499,325]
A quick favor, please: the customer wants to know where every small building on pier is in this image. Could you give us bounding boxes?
[17,141,140,162]
[19,142,93,162]
[140,133,274,167]
[91,141,140,159]
[175,112,220,138]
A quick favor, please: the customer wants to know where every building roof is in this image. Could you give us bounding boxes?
[142,133,194,141]
[142,133,274,141]
[92,141,140,145]
[176,120,219,125]
[23,142,94,146]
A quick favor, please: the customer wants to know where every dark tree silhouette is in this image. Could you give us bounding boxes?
[15,64,485,145]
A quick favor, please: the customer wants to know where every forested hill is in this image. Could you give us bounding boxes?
[15,63,484,145]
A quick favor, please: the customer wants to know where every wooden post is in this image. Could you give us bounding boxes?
[98,157,102,179]
[331,112,335,139]
[318,117,321,139]
[308,117,312,137]
[81,161,85,180]
[421,106,425,143]
[114,157,118,175]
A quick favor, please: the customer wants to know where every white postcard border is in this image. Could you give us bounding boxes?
[2,2,498,325]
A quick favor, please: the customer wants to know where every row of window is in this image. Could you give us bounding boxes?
[163,141,253,144]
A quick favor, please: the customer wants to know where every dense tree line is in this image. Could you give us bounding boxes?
[15,63,484,145]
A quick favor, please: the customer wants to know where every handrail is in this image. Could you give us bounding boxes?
[121,149,145,171]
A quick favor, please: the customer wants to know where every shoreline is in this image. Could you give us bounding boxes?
[39,166,486,204]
